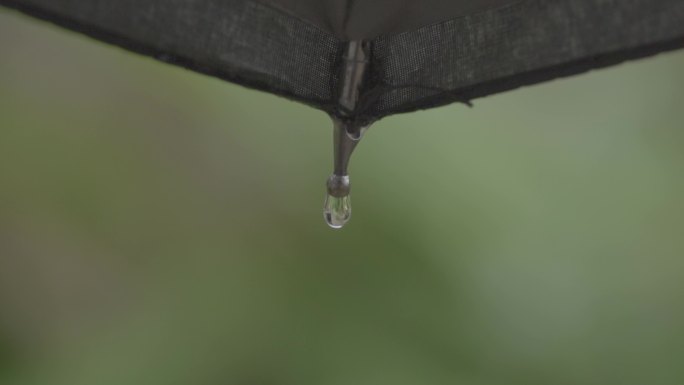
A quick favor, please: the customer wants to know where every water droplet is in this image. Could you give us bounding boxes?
[324,194,351,229]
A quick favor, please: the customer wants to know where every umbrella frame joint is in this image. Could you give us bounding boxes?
[335,40,372,126]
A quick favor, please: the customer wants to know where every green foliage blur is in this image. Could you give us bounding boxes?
[1,8,684,385]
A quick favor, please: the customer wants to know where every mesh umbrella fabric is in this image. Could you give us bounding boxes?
[2,0,684,123]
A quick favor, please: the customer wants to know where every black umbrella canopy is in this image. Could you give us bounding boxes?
[267,0,512,38]
[2,0,684,227]
[3,0,684,121]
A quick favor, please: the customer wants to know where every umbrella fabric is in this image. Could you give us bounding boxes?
[2,0,684,125]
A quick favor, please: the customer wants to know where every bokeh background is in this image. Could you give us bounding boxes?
[1,8,684,385]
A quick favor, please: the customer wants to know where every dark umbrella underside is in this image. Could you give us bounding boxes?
[2,0,684,124]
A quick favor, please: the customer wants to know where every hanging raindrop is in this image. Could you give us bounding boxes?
[324,174,351,228]
[324,193,351,229]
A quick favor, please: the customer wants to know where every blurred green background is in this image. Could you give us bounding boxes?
[1,8,684,385]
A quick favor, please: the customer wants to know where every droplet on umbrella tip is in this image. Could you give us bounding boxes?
[324,174,352,229]
[324,193,352,229]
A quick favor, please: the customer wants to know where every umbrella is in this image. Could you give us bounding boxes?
[2,0,684,228]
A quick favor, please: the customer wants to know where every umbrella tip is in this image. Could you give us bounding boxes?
[323,119,367,229]
[323,40,371,229]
